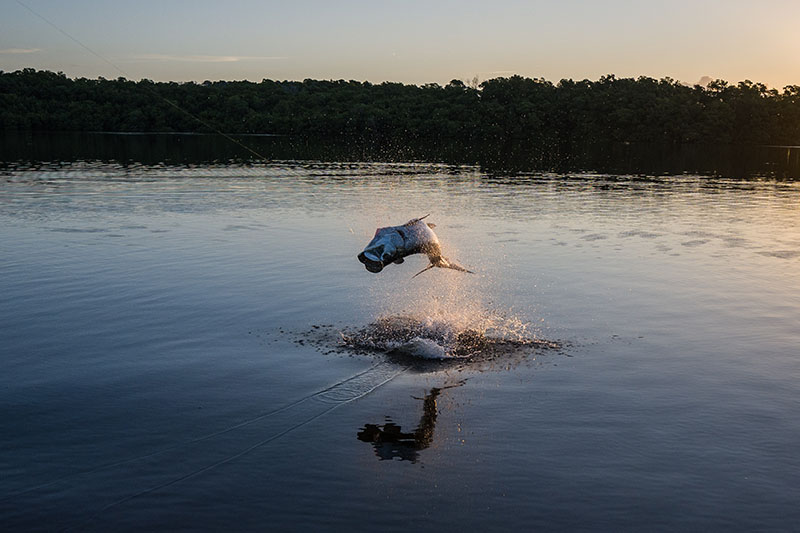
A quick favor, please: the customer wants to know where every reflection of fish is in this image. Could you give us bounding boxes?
[357,215,473,277]
[357,382,464,462]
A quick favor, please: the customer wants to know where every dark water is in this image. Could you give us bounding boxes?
[4,130,800,178]
[1,134,800,530]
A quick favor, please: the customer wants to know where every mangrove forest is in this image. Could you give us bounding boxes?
[2,69,800,146]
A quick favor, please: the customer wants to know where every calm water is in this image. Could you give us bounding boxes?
[2,148,800,530]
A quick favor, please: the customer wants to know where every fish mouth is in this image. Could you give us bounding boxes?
[358,252,384,273]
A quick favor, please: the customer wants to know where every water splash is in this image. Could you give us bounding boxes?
[339,309,559,361]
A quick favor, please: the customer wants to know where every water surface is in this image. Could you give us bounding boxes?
[1,157,799,530]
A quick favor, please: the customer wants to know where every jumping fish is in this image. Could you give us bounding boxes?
[358,215,473,277]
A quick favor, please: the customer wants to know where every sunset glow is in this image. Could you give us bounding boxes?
[2,0,799,88]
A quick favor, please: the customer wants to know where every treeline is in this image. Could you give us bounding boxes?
[2,68,800,145]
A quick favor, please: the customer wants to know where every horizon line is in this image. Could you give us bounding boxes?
[4,67,799,90]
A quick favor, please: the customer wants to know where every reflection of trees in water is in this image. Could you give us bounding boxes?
[3,131,800,179]
[357,383,462,463]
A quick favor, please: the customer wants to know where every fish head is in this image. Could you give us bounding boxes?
[358,250,384,273]
[358,226,405,273]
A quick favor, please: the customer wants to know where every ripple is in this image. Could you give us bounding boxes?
[48,227,108,233]
[681,239,709,247]
[619,230,663,239]
[581,233,608,241]
[758,250,800,259]
[721,236,749,248]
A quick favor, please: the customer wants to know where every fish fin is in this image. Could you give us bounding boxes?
[412,263,436,278]
[441,263,473,274]
[438,256,473,274]
[405,214,430,226]
[426,223,437,229]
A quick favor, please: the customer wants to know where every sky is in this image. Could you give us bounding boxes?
[2,0,800,88]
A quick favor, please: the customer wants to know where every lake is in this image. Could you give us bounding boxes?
[1,134,800,531]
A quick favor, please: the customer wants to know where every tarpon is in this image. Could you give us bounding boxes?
[357,215,473,277]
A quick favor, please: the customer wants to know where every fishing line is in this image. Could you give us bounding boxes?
[15,0,271,162]
[0,360,390,503]
[64,365,410,532]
